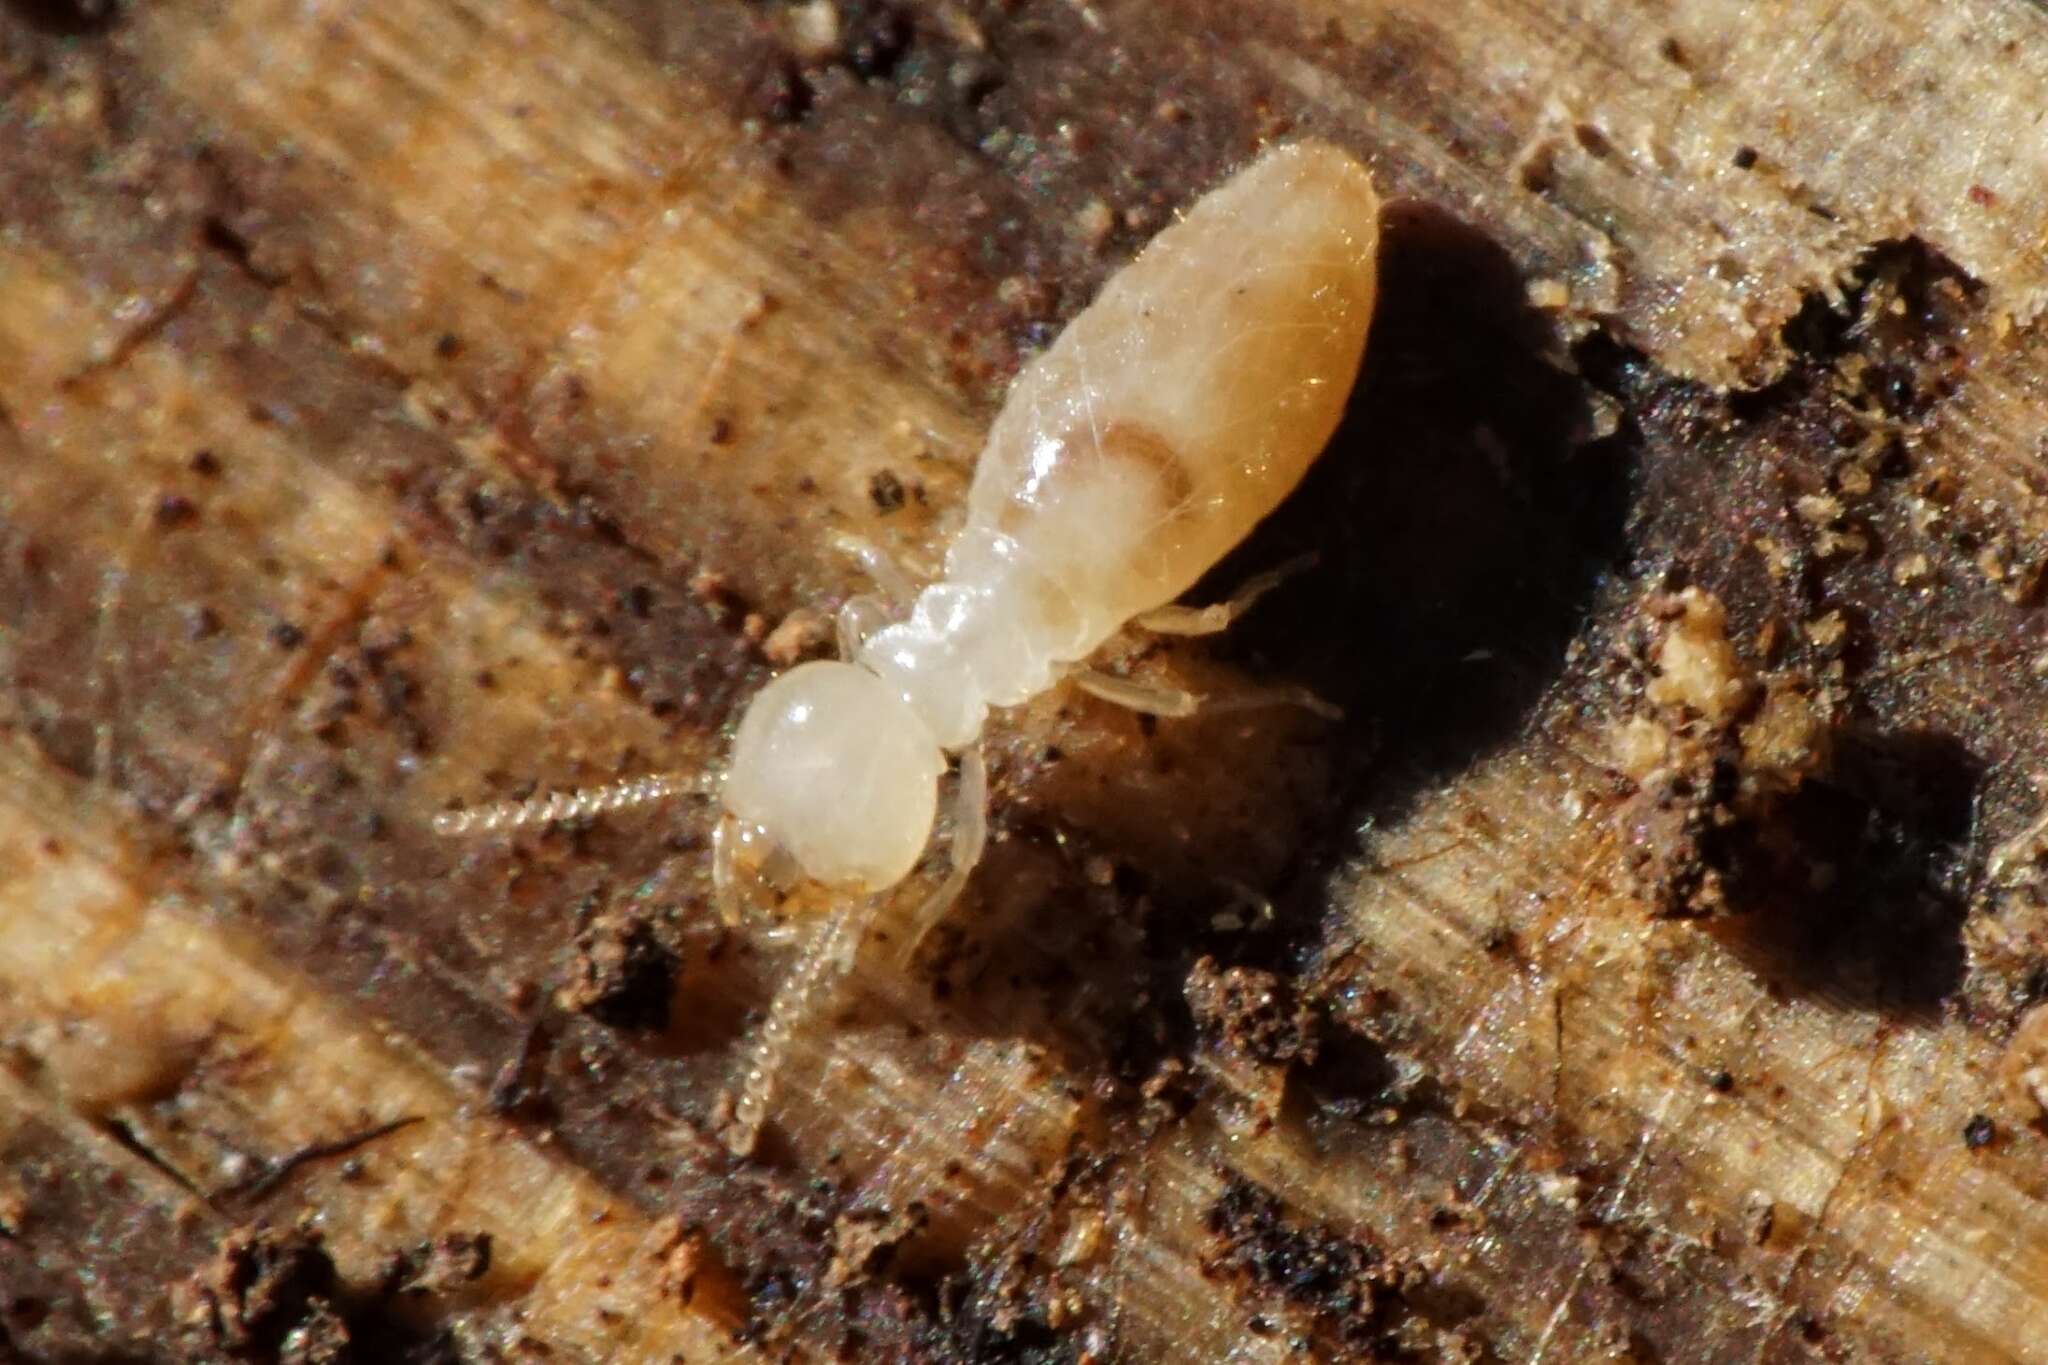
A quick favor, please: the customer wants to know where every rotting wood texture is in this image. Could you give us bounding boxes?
[5,0,2048,1361]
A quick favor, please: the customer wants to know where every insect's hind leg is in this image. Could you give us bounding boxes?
[1070,668,1341,722]
[1132,552,1317,637]
[899,745,989,964]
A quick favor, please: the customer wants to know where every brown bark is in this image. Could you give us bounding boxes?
[5,0,2048,1360]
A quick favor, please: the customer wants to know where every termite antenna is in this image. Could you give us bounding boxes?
[725,895,882,1157]
[432,772,702,836]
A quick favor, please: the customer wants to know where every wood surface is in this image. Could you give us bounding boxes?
[6,0,2048,1360]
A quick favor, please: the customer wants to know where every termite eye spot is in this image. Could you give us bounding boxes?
[722,661,946,891]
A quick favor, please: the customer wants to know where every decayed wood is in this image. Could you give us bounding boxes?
[7,0,2048,1360]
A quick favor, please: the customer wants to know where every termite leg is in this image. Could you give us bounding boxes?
[828,531,916,607]
[725,894,882,1157]
[1201,684,1343,721]
[1069,669,1201,717]
[1071,668,1342,721]
[1133,552,1318,637]
[836,593,893,658]
[900,745,989,963]
[711,813,745,927]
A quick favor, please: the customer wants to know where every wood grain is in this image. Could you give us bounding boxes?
[6,0,2048,1360]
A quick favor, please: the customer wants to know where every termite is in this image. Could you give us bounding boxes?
[438,139,1382,1155]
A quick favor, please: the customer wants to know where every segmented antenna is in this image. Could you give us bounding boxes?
[725,896,880,1157]
[432,773,700,836]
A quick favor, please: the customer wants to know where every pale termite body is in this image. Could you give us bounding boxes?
[440,139,1382,1154]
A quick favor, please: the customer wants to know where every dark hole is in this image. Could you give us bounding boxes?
[1297,1022,1400,1122]
[846,2,913,80]
[1572,122,1615,158]
[5,0,119,36]
[1729,237,1980,424]
[1707,728,1980,1016]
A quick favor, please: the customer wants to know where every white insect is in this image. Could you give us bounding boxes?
[439,139,1382,1155]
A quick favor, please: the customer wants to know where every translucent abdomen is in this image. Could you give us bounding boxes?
[864,140,1381,748]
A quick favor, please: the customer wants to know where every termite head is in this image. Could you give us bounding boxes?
[722,660,946,892]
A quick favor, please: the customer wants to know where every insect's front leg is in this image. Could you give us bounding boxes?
[899,745,989,963]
